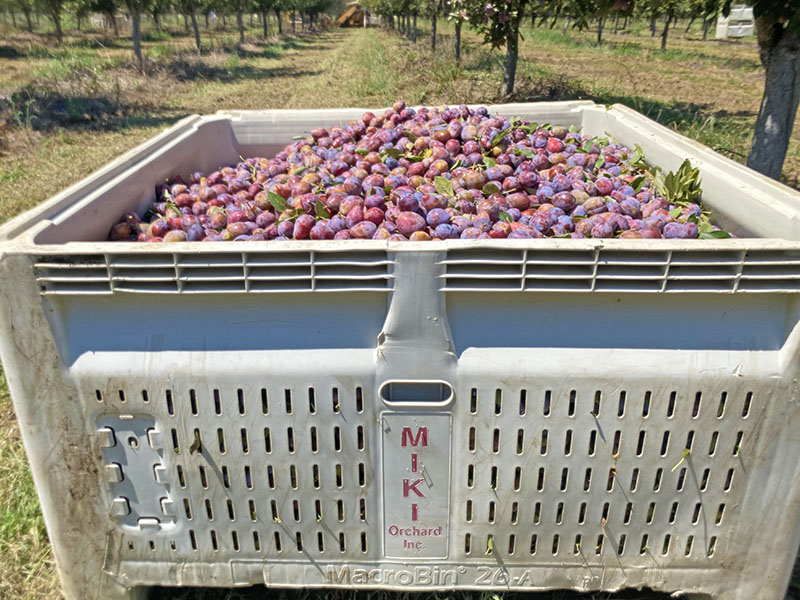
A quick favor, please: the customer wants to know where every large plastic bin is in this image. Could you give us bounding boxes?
[1,101,800,600]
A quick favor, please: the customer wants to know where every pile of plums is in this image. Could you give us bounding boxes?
[109,102,726,242]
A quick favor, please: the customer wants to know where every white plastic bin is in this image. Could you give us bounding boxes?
[1,102,800,600]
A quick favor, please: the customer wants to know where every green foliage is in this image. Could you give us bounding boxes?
[655,158,702,204]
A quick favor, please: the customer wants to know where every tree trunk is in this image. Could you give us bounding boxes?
[183,13,189,32]
[250,12,254,27]
[291,11,295,32]
[596,17,603,45]
[204,12,208,28]
[412,12,417,42]
[406,13,411,38]
[685,16,695,33]
[661,12,671,50]
[649,15,656,37]
[275,9,282,33]
[262,10,267,37]
[431,11,436,50]
[237,7,244,42]
[746,20,800,181]
[153,12,160,29]
[562,16,570,34]
[613,13,619,33]
[11,11,16,29]
[454,19,461,63]
[23,8,32,32]
[190,7,201,51]
[702,17,712,41]
[130,5,142,70]
[112,13,119,36]
[501,13,521,96]
[51,8,63,45]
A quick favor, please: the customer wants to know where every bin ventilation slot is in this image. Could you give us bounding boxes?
[455,384,762,566]
[92,382,374,561]
[34,251,392,294]
[440,249,800,293]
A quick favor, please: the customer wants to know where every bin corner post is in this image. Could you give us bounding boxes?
[0,253,144,600]
[725,371,800,600]
[375,250,457,393]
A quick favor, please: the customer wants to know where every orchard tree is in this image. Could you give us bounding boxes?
[686,0,720,40]
[149,0,172,28]
[428,0,441,49]
[92,0,120,36]
[448,0,467,62]
[463,0,528,96]
[304,0,332,27]
[231,0,250,42]
[37,0,65,43]
[125,0,152,69]
[733,1,800,180]
[12,0,35,31]
[254,0,274,36]
[178,0,202,50]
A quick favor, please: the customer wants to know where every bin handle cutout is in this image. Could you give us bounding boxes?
[379,380,455,407]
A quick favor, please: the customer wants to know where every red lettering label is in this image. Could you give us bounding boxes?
[411,453,418,472]
[401,427,428,448]
[403,478,425,498]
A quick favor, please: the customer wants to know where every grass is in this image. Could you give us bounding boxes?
[1,16,800,600]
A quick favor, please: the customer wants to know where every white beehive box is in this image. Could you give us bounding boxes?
[716,5,756,39]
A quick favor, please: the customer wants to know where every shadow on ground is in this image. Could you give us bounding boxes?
[149,587,683,600]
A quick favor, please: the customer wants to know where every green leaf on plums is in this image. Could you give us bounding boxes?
[498,210,512,223]
[435,176,455,197]
[483,156,496,168]
[314,199,330,220]
[292,135,306,140]
[657,159,702,205]
[629,144,647,169]
[450,159,462,171]
[631,176,646,193]
[482,182,501,195]
[699,230,732,239]
[517,147,535,159]
[267,191,287,212]
[380,148,403,161]
[354,148,369,156]
[404,131,418,142]
[541,123,551,130]
[582,139,595,154]
[569,124,579,133]
[594,157,605,170]
[669,207,683,219]
[697,220,714,233]
[491,128,510,148]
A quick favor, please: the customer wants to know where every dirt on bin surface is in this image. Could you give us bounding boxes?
[2,16,800,600]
